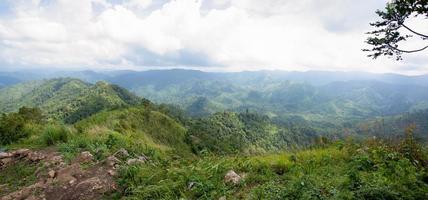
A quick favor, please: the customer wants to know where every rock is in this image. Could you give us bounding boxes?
[78,151,94,163]
[50,155,63,164]
[187,182,196,190]
[15,148,31,156]
[138,155,149,162]
[76,177,104,191]
[1,182,45,200]
[55,164,82,184]
[106,155,120,167]
[48,170,56,178]
[27,152,46,162]
[114,148,129,158]
[0,152,13,159]
[224,170,241,185]
[1,157,13,165]
[126,158,145,165]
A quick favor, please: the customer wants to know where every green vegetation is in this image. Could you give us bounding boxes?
[41,124,70,146]
[352,109,428,142]
[0,107,44,145]
[107,70,428,125]
[187,112,318,155]
[117,140,428,199]
[0,78,427,199]
[0,78,142,123]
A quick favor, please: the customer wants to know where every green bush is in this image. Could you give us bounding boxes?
[0,107,44,145]
[41,124,70,146]
[0,113,27,145]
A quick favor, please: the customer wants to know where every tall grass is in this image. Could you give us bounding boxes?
[41,124,70,146]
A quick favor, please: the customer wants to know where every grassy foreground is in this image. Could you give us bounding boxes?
[115,141,428,199]
[1,106,427,199]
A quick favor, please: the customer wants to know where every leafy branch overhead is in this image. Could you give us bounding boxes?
[364,0,428,60]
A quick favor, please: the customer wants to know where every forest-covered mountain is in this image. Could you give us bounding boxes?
[104,70,428,122]
[2,69,428,125]
[0,78,141,123]
[0,77,427,199]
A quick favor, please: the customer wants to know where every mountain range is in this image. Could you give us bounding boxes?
[2,69,428,124]
[1,70,427,199]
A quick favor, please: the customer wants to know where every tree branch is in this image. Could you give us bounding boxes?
[387,44,428,53]
[401,23,428,38]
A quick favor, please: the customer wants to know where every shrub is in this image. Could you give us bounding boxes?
[397,124,428,168]
[0,113,27,145]
[41,124,70,146]
[0,107,44,145]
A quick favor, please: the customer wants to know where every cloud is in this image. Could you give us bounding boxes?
[0,0,426,74]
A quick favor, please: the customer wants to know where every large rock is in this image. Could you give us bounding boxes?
[0,152,13,159]
[224,170,241,185]
[14,149,30,156]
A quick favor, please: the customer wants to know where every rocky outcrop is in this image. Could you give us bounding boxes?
[1,149,118,200]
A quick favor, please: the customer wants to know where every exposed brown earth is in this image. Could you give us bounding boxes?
[0,149,119,200]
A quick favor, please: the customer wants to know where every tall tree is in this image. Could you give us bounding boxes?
[364,0,428,60]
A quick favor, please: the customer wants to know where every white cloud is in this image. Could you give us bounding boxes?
[0,0,426,74]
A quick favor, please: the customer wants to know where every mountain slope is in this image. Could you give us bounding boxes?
[0,78,141,123]
[74,105,191,157]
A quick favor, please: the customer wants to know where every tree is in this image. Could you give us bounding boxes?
[364,0,428,60]
[0,113,26,145]
[18,107,44,123]
[0,107,44,145]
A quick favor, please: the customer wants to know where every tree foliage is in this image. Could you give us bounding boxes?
[365,0,428,60]
[0,107,43,145]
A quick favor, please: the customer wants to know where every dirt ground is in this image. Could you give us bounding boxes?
[0,148,119,200]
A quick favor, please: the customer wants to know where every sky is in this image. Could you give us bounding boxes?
[0,0,427,75]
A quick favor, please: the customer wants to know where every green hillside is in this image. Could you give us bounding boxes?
[0,78,427,199]
[187,112,320,155]
[0,78,141,123]
[73,105,191,158]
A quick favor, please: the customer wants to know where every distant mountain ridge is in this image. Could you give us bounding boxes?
[105,70,428,122]
[3,69,428,86]
[2,69,428,123]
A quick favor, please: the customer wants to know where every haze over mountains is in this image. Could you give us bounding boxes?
[3,69,428,87]
[2,69,428,122]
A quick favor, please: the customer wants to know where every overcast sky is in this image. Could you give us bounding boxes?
[0,0,427,74]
